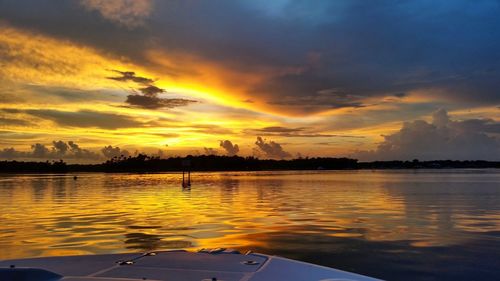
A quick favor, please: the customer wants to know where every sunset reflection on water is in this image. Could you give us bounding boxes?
[0,170,499,280]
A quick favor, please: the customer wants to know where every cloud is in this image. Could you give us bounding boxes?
[7,84,123,104]
[0,140,101,160]
[354,109,500,161]
[1,1,499,158]
[256,126,305,133]
[31,143,51,158]
[264,86,366,113]
[0,24,131,91]
[107,70,154,85]
[17,109,148,129]
[203,147,218,155]
[0,147,26,159]
[255,136,291,159]
[125,95,196,109]
[80,0,153,28]
[187,125,234,135]
[68,141,101,159]
[2,1,500,116]
[108,69,197,109]
[139,85,165,96]
[101,145,130,158]
[52,140,69,156]
[219,140,239,156]
[250,126,364,138]
[0,117,31,127]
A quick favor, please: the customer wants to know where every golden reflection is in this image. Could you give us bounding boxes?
[1,171,498,259]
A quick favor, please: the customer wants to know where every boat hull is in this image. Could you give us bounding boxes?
[0,249,382,281]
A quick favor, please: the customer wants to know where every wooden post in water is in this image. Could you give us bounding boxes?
[182,159,191,188]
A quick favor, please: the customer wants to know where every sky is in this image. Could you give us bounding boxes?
[0,0,499,162]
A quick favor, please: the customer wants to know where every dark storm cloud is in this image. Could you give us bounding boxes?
[1,1,500,112]
[148,0,500,110]
[79,0,153,28]
[0,0,153,63]
[354,109,500,161]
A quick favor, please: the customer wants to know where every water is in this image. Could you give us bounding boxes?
[0,170,499,280]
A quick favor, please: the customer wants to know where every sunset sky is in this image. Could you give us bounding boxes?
[0,0,499,162]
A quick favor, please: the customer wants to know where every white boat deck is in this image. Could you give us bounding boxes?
[0,249,382,281]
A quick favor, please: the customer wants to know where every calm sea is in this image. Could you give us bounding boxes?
[0,170,499,280]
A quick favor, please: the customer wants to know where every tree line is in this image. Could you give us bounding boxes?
[0,154,498,173]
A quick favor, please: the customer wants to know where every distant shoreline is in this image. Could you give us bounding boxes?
[1,155,498,173]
